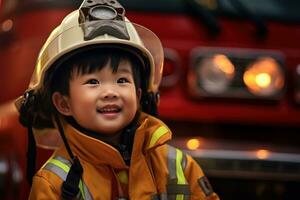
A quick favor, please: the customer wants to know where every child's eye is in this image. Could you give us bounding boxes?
[85,79,99,85]
[117,77,129,84]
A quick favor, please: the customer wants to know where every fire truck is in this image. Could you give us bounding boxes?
[0,0,300,199]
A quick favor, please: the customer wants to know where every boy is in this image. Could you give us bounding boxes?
[16,0,219,199]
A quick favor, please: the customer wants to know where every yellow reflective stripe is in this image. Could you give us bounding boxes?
[117,170,128,184]
[176,149,186,184]
[79,180,85,200]
[48,159,70,173]
[176,149,186,200]
[149,126,169,148]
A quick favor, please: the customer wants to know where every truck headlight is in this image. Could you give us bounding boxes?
[188,47,285,100]
[197,54,235,94]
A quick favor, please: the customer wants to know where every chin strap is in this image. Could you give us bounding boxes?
[54,114,83,200]
[119,111,141,165]
[141,92,159,117]
[26,124,36,185]
[18,90,37,185]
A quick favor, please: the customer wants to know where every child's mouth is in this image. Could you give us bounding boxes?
[97,105,121,113]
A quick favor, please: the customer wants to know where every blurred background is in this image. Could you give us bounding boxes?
[0,0,300,199]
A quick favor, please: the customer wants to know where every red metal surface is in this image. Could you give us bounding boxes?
[0,9,72,199]
[0,9,72,103]
[1,10,300,125]
[126,11,300,126]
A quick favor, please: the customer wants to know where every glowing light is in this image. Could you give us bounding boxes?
[213,54,235,76]
[186,139,201,150]
[243,57,284,96]
[256,149,270,159]
[255,73,271,88]
[1,19,13,32]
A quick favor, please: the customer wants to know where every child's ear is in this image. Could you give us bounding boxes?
[137,88,142,101]
[52,92,72,116]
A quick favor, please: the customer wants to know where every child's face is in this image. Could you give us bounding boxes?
[54,58,140,135]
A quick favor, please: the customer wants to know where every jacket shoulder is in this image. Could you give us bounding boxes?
[29,168,62,199]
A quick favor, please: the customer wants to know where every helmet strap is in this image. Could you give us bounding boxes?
[142,92,159,117]
[18,90,37,185]
[26,123,36,185]
[53,114,83,199]
[54,114,75,159]
[61,157,83,200]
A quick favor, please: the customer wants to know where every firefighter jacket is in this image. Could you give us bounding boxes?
[29,112,219,200]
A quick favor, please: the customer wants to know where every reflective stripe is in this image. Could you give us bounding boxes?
[44,162,68,181]
[168,146,177,183]
[176,149,186,185]
[160,193,168,200]
[77,187,85,200]
[55,156,72,166]
[48,159,70,173]
[149,126,169,148]
[117,170,128,184]
[43,156,93,200]
[83,182,93,200]
[181,152,187,171]
[167,146,190,200]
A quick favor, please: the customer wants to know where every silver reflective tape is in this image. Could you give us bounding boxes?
[44,162,67,181]
[167,146,191,200]
[77,191,84,200]
[45,157,93,200]
[54,156,72,167]
[160,193,168,200]
[168,146,177,183]
[181,153,187,170]
[83,181,93,200]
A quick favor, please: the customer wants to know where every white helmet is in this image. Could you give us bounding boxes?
[30,1,163,93]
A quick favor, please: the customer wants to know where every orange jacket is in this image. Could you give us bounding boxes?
[29,113,219,200]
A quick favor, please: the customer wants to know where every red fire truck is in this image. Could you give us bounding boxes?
[0,0,300,199]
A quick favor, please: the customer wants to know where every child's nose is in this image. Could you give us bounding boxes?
[101,87,119,99]
[104,93,118,99]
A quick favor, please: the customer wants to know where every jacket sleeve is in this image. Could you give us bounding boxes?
[28,171,60,200]
[184,154,220,200]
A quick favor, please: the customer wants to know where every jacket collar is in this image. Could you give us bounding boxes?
[56,112,172,169]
